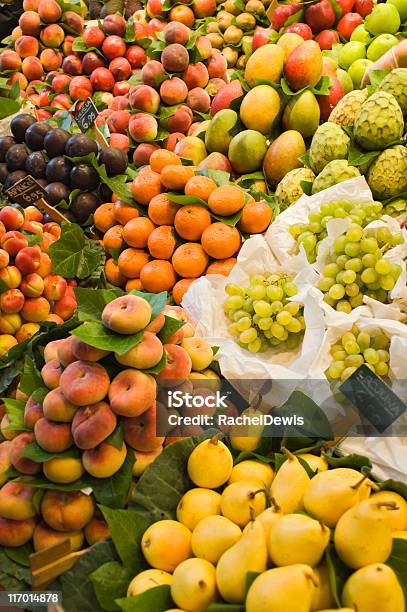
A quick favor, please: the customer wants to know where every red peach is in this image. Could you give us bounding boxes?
[70,338,108,362]
[187,87,210,112]
[141,60,166,88]
[125,45,147,69]
[50,94,72,111]
[83,26,105,48]
[110,133,130,152]
[0,517,36,547]
[193,0,216,17]
[24,395,43,427]
[82,441,127,478]
[196,36,212,60]
[109,95,129,110]
[1,232,28,256]
[145,311,165,333]
[43,339,60,362]
[60,360,110,406]
[148,18,167,38]
[41,359,62,389]
[90,67,115,92]
[161,43,190,73]
[158,344,192,385]
[183,62,209,90]
[166,106,193,133]
[210,79,243,116]
[108,369,156,417]
[20,296,50,322]
[115,331,163,369]
[62,55,83,76]
[71,401,117,449]
[123,404,165,452]
[42,387,78,422]
[15,35,39,58]
[10,432,41,474]
[107,109,131,134]
[102,35,126,60]
[38,0,62,23]
[0,50,22,71]
[34,417,73,452]
[128,113,158,142]
[146,0,165,18]
[129,84,161,114]
[69,75,93,101]
[163,21,190,45]
[0,289,25,314]
[103,14,126,36]
[56,336,76,366]
[207,52,228,79]
[19,11,41,36]
[165,132,185,151]
[23,0,40,10]
[0,206,24,231]
[12,26,23,40]
[15,246,41,274]
[82,51,105,75]
[7,72,28,91]
[40,24,65,48]
[102,294,152,334]
[63,11,84,36]
[41,490,95,532]
[160,77,188,105]
[62,35,75,56]
[22,57,44,81]
[109,57,132,81]
[52,73,71,94]
[133,143,160,166]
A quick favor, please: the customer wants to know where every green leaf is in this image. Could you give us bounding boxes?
[0,97,21,120]
[284,8,304,26]
[2,398,30,433]
[19,355,43,397]
[129,290,167,318]
[299,150,311,168]
[0,547,31,591]
[91,562,133,612]
[21,230,42,247]
[300,180,313,196]
[387,539,407,601]
[21,442,81,463]
[99,506,149,571]
[348,143,380,167]
[158,315,185,344]
[201,169,231,186]
[325,544,352,607]
[379,479,407,501]
[104,421,124,451]
[72,37,105,57]
[49,223,104,280]
[368,69,388,90]
[74,287,122,322]
[167,192,208,207]
[71,322,144,355]
[323,451,372,471]
[142,351,167,375]
[87,449,135,509]
[4,542,33,568]
[116,586,173,612]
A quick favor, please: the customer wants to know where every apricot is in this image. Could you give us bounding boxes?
[10,432,41,474]
[124,405,165,452]
[42,387,77,422]
[0,289,24,314]
[102,294,152,334]
[24,394,43,427]
[0,482,36,520]
[109,369,156,417]
[41,359,62,389]
[0,441,11,485]
[133,447,163,477]
[41,490,94,532]
[71,402,117,449]
[20,273,44,298]
[33,521,84,552]
[34,417,73,452]
[1,232,28,257]
[0,313,21,335]
[20,296,50,322]
[53,293,77,320]
[84,515,110,545]
[43,274,67,301]
[115,332,163,369]
[60,360,110,406]
[15,35,39,58]
[1,414,20,441]
[82,441,127,478]
[0,517,35,547]
[43,456,84,484]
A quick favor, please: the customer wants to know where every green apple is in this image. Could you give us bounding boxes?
[350,25,372,45]
[348,59,373,89]
[336,68,354,93]
[365,3,401,35]
[367,33,399,61]
[388,0,407,22]
[338,41,366,70]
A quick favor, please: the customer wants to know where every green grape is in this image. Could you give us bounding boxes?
[225,295,245,310]
[377,227,392,243]
[237,317,252,332]
[375,288,388,302]
[371,334,390,350]
[269,337,282,346]
[320,202,333,215]
[336,271,346,285]
[286,334,300,350]
[253,300,272,317]
[372,201,383,213]
[285,302,301,315]
[344,341,361,355]
[300,234,317,254]
[271,322,285,339]
[270,300,283,314]
[267,273,281,284]
[390,263,401,279]
[342,270,357,284]
[228,323,240,335]
[375,349,390,363]
[327,361,346,379]
[324,263,341,277]
[263,330,272,339]
[363,348,379,365]
[332,349,347,361]
[285,318,302,333]
[345,258,363,272]
[345,283,360,297]
[361,253,377,268]
[345,354,364,368]
[350,294,364,308]
[357,332,370,351]
[346,223,363,241]
[334,208,347,218]
[344,242,361,257]
[391,233,403,246]
[309,221,322,233]
[248,285,266,300]
[318,277,335,292]
[240,328,258,344]
[374,362,389,376]
[366,281,381,290]
[375,259,391,275]
[252,314,261,325]
[334,235,347,253]
[320,215,333,228]
[361,268,378,284]
[309,212,322,223]
[360,237,378,253]
[324,295,336,307]
[336,255,349,269]
[379,275,395,291]
[258,317,272,330]
[355,274,363,288]
[336,300,352,313]
[329,284,345,301]
[233,310,247,322]
[250,274,266,284]
[276,310,293,326]
[266,285,284,301]
[298,315,305,329]
[341,366,357,381]
[248,338,262,353]
[283,281,298,297]
[226,283,245,296]
[243,298,254,312]
[342,332,356,346]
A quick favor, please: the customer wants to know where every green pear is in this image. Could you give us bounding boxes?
[246,564,318,612]
[268,513,330,567]
[303,468,374,527]
[216,519,267,603]
[269,449,310,514]
[220,479,267,527]
[334,499,395,569]
[342,563,405,612]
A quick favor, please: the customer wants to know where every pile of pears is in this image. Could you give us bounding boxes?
[127,438,406,612]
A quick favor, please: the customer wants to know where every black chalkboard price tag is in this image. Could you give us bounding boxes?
[75,98,98,133]
[339,364,406,433]
[5,175,69,224]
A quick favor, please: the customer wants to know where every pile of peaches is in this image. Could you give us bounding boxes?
[0,205,77,357]
[0,293,218,549]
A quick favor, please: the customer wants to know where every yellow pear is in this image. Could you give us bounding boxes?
[141,520,192,572]
[191,515,241,564]
[316,609,354,611]
[369,491,407,531]
[230,407,264,451]
[298,453,329,473]
[216,519,267,603]
[311,561,336,611]
[176,488,221,531]
[256,504,283,541]
[303,468,374,527]
[171,558,217,612]
[334,499,395,569]
[228,460,274,488]
[393,530,407,540]
[268,514,330,567]
[342,563,405,612]
[269,449,310,514]
[246,564,318,612]
[220,479,267,527]
[127,569,172,596]
[187,438,233,488]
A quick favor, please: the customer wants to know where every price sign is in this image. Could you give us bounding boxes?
[340,364,406,433]
[75,98,98,133]
[5,175,70,224]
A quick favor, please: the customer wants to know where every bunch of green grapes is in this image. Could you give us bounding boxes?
[224,274,305,353]
[290,200,383,262]
[317,223,403,312]
[326,326,391,381]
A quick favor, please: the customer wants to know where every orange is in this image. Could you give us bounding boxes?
[184,176,217,202]
[114,200,140,225]
[123,217,156,249]
[148,194,180,226]
[118,248,151,278]
[173,278,196,304]
[238,200,273,234]
[131,167,163,206]
[174,205,212,241]
[105,258,126,287]
[94,203,115,233]
[125,278,144,291]
[150,149,181,174]
[201,222,241,259]
[103,224,124,251]
[140,260,177,292]
[147,226,177,260]
[160,165,195,191]
[207,185,247,216]
[172,243,209,278]
[206,257,237,276]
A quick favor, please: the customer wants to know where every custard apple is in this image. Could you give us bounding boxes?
[378,68,407,116]
[354,91,404,151]
[312,160,361,194]
[309,122,350,174]
[367,145,407,199]
[383,197,407,218]
[275,167,316,210]
[329,89,368,126]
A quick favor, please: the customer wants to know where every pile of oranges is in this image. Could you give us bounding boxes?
[94,150,273,303]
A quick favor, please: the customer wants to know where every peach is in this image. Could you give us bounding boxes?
[1,414,19,440]
[0,314,21,335]
[0,517,35,547]
[0,289,24,314]
[187,87,210,113]
[71,337,109,362]
[20,297,50,322]
[41,359,62,389]
[19,273,44,298]
[23,0,39,8]
[62,34,75,56]
[21,56,44,81]
[124,405,165,452]
[0,249,9,269]
[10,432,41,474]
[146,0,165,18]
[46,314,64,325]
[60,360,110,406]
[15,246,41,275]
[38,0,62,23]
[34,417,73,452]
[39,48,62,71]
[43,275,67,301]
[69,75,93,101]
[63,11,83,35]
[129,84,161,114]
[160,77,188,105]
[37,252,52,278]
[207,52,228,79]
[84,515,110,545]
[102,295,152,334]
[145,312,165,335]
[110,133,130,152]
[161,44,189,73]
[33,521,84,552]
[62,55,83,76]
[103,14,126,36]
[181,337,213,371]
[193,0,216,17]
[82,441,127,478]
[43,456,84,484]
[158,344,192,385]
[107,109,131,135]
[141,60,166,88]
[83,26,105,48]
[0,266,21,289]
[163,21,190,45]
[199,151,232,174]
[71,402,116,449]
[115,332,163,369]
[133,446,162,477]
[109,95,129,110]
[19,11,41,36]
[109,57,132,81]
[128,113,158,142]
[56,336,76,366]
[196,36,212,60]
[42,387,78,422]
[183,62,209,90]
[0,482,36,520]
[126,45,147,69]
[0,50,22,72]
[41,490,94,532]
[90,67,115,92]
[166,106,193,133]
[133,143,160,166]
[108,369,156,417]
[81,51,105,75]
[1,231,28,256]
[24,395,43,427]
[15,35,39,58]
[53,293,77,320]
[43,339,60,362]
[165,132,185,151]
[40,24,65,48]
[102,35,126,60]
[0,441,11,485]
[0,206,24,231]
